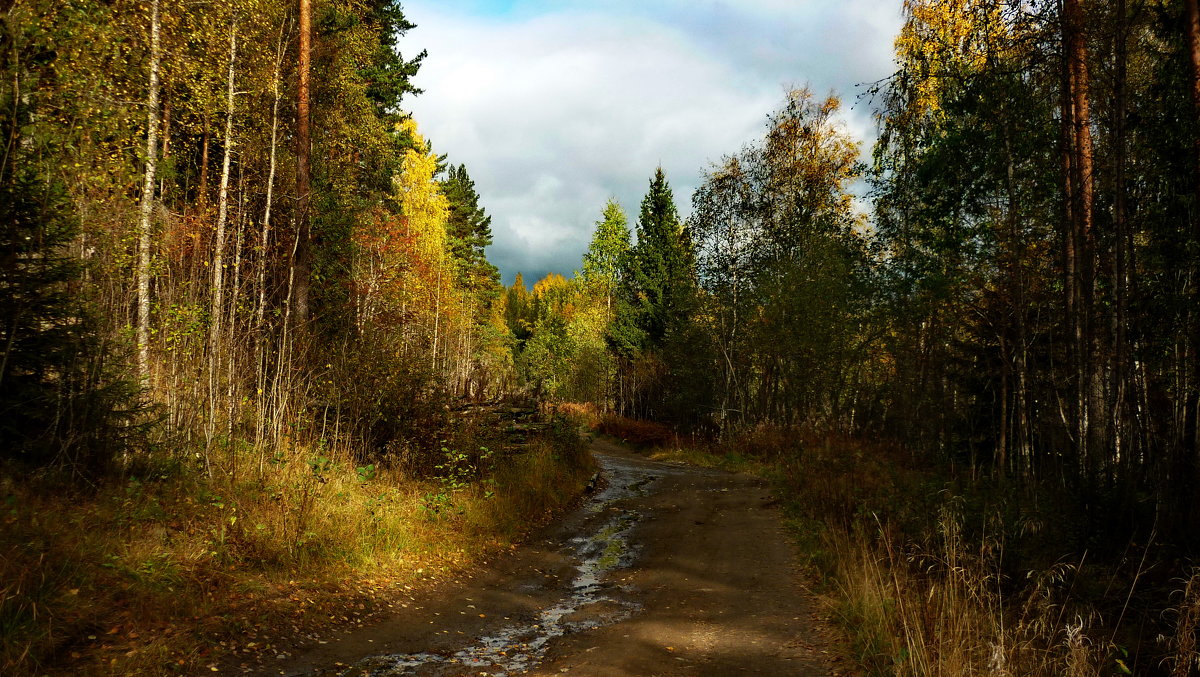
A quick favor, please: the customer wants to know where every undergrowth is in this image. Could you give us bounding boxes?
[0,417,594,675]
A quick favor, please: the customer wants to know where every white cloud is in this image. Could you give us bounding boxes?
[401,1,904,285]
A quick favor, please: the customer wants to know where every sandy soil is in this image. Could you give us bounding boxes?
[250,439,839,677]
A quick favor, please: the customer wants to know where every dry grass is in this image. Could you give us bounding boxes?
[646,443,772,477]
[824,510,1107,676]
[768,432,1113,675]
[0,424,594,675]
[1167,570,1200,677]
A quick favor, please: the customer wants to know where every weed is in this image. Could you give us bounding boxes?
[1167,570,1200,677]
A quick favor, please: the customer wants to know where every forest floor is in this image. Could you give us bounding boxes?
[237,438,845,677]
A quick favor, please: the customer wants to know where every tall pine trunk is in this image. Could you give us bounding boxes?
[294,0,312,325]
[1062,0,1099,479]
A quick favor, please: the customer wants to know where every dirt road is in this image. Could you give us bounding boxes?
[269,439,836,676]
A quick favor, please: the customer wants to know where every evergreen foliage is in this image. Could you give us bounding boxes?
[625,168,695,349]
[580,199,630,309]
[0,169,145,473]
[0,7,146,475]
[442,163,500,294]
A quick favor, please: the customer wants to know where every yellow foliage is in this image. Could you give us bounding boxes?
[894,0,1017,117]
[532,272,569,297]
[354,118,463,352]
[394,119,449,260]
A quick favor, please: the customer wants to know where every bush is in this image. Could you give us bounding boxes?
[554,401,602,429]
[596,413,675,448]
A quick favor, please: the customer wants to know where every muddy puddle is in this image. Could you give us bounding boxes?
[310,455,665,677]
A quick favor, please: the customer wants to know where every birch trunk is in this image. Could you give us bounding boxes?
[256,20,287,336]
[136,0,162,380]
[207,18,238,461]
[209,19,237,364]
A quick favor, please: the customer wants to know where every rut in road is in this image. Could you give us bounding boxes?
[280,440,834,677]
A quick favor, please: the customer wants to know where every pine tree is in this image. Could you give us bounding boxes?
[361,0,425,120]
[441,163,500,294]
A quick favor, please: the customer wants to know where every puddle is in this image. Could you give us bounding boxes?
[314,455,662,677]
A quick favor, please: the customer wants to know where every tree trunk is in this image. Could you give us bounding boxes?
[1059,6,1079,459]
[199,116,210,206]
[1002,126,1024,481]
[432,256,443,371]
[294,0,312,325]
[209,19,237,362]
[160,97,171,178]
[207,18,238,459]
[256,20,286,338]
[1187,0,1200,201]
[1112,0,1132,480]
[136,0,162,380]
[254,20,287,447]
[1063,0,1098,476]
[1180,0,1200,535]
[227,165,246,439]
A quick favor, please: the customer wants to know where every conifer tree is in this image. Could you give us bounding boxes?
[441,163,500,294]
[626,168,695,348]
[581,199,631,313]
[0,170,142,473]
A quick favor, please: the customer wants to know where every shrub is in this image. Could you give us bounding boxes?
[596,413,674,448]
[554,401,602,429]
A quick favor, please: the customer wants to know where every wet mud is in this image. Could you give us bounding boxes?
[312,455,662,677]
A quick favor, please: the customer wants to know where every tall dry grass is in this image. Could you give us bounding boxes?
[683,425,1200,676]
[825,509,1107,676]
[593,412,677,448]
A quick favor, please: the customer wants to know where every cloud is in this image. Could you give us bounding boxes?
[401,1,904,285]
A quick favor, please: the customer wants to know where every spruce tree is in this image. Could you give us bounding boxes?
[0,168,144,474]
[627,167,695,348]
[581,199,631,313]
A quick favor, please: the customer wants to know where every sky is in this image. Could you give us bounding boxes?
[400,0,906,286]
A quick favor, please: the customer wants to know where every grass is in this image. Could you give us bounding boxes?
[646,443,775,478]
[594,416,1200,677]
[0,419,595,675]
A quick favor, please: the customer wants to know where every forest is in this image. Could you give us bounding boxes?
[2,0,1200,674]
